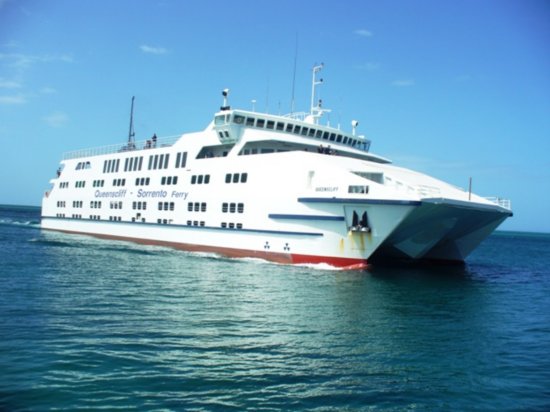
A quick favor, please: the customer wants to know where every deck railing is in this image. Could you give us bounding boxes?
[62,134,182,160]
[486,197,512,210]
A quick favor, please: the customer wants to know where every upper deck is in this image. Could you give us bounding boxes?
[62,135,181,161]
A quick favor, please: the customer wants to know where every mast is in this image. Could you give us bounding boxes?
[309,63,330,124]
[128,96,135,148]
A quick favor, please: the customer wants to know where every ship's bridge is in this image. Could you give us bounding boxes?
[213,108,372,153]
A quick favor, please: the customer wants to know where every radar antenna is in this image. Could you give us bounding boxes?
[127,96,135,149]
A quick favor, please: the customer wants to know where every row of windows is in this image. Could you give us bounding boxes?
[225,173,247,184]
[136,177,151,186]
[58,171,253,191]
[161,176,178,185]
[158,202,175,211]
[191,174,210,184]
[84,151,188,176]
[124,156,143,172]
[221,222,243,229]
[110,201,123,209]
[222,202,244,213]
[187,220,205,227]
[76,161,91,170]
[148,153,170,170]
[232,114,367,149]
[103,159,120,174]
[53,215,244,229]
[188,202,207,212]
[132,201,147,210]
[55,199,245,216]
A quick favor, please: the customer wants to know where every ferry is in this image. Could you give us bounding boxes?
[41,65,512,268]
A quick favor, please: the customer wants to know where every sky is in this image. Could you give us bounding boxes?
[0,0,549,233]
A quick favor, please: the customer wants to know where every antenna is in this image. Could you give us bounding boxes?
[128,96,135,147]
[290,33,298,114]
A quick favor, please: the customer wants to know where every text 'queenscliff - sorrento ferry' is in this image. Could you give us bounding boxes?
[41,65,512,269]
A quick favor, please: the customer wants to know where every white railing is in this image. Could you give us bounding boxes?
[62,134,182,160]
[283,111,309,121]
[485,197,512,210]
[416,184,441,197]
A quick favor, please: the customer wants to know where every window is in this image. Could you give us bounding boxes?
[148,153,170,170]
[225,172,248,184]
[233,114,245,124]
[348,185,369,194]
[175,152,188,168]
[266,120,275,129]
[276,122,285,131]
[246,117,255,126]
[191,174,210,184]
[256,118,265,128]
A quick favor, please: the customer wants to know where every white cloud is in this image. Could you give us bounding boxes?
[392,79,415,87]
[43,111,68,128]
[354,29,373,37]
[0,94,26,105]
[40,86,57,94]
[140,45,168,55]
[0,52,73,69]
[353,62,380,71]
[0,78,21,88]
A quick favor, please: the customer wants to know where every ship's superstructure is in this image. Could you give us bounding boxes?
[41,65,512,268]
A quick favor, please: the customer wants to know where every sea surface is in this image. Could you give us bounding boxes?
[1,204,549,411]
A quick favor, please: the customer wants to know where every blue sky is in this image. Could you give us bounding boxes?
[1,0,549,233]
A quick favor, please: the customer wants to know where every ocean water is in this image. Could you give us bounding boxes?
[1,205,549,411]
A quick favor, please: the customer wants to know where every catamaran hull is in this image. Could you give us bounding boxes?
[371,198,512,263]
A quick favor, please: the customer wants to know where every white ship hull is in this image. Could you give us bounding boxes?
[41,68,511,268]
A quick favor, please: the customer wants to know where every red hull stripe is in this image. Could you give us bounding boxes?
[43,228,368,269]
